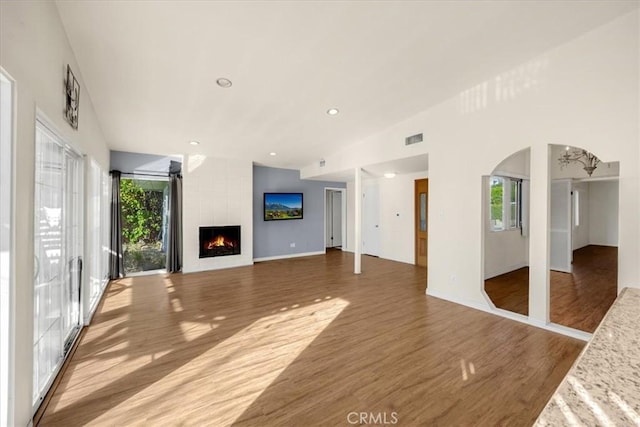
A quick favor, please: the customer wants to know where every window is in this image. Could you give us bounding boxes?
[490,176,522,231]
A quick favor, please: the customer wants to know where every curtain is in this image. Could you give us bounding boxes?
[166,172,183,273]
[109,170,124,279]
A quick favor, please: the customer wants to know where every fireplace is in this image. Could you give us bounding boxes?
[199,226,241,258]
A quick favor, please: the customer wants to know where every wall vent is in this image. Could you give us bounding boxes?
[405,133,423,146]
[319,159,326,167]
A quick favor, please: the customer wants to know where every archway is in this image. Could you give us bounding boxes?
[548,144,619,332]
[483,148,530,316]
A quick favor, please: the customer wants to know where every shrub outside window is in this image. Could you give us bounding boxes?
[490,176,522,231]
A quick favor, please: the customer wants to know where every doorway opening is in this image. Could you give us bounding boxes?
[483,148,530,317]
[483,145,619,333]
[324,188,346,251]
[120,177,169,274]
[549,144,619,332]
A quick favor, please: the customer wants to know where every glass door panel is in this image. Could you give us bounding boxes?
[33,121,83,406]
[33,125,65,402]
[63,153,82,347]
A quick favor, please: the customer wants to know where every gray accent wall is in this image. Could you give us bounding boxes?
[253,166,346,259]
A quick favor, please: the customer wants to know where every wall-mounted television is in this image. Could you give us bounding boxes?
[264,192,303,221]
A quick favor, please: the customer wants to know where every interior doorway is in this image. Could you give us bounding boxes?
[415,179,428,267]
[324,188,346,251]
[548,145,619,332]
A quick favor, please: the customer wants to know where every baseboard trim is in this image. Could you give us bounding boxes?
[484,261,529,280]
[425,288,591,342]
[254,250,326,262]
[585,242,618,248]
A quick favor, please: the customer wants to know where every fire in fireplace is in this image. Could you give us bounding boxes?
[199,226,241,258]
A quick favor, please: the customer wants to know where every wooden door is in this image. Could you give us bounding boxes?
[415,179,428,267]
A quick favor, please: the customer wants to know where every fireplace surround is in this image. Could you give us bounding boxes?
[199,226,241,258]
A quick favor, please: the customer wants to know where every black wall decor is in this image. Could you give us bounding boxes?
[64,65,80,130]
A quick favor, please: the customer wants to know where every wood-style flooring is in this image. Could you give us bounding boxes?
[484,245,618,332]
[39,250,584,426]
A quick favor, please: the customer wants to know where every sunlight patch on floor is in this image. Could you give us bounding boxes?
[88,297,349,426]
[459,359,476,382]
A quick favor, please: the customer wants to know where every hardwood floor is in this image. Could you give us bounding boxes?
[484,267,529,316]
[39,251,584,426]
[550,245,618,332]
[484,245,618,332]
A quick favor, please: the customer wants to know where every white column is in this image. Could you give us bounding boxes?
[529,144,550,325]
[354,167,362,274]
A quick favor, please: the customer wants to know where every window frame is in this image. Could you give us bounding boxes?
[489,175,523,232]
[0,68,15,427]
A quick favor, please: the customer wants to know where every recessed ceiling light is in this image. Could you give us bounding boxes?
[384,172,396,179]
[216,77,232,88]
[189,140,200,146]
[269,152,277,156]
[327,108,339,116]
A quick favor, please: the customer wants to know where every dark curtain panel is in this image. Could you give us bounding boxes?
[109,170,124,279]
[166,172,183,273]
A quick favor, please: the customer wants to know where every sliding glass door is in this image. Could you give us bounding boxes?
[121,177,168,274]
[1,70,14,427]
[33,120,83,406]
[86,159,109,320]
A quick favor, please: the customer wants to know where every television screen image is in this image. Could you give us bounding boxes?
[264,192,303,221]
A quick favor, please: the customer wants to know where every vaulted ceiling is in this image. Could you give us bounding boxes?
[56,1,638,170]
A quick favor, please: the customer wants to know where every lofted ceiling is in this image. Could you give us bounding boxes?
[55,1,638,172]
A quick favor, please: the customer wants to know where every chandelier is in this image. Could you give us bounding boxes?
[558,147,600,177]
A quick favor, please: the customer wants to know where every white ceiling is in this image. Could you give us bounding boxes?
[307,154,429,182]
[56,1,638,171]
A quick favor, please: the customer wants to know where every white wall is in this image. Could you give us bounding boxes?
[588,180,619,246]
[0,2,111,425]
[571,181,590,250]
[345,181,356,253]
[344,171,427,265]
[182,155,253,273]
[302,10,640,320]
[492,149,531,179]
[484,228,529,279]
[378,172,427,265]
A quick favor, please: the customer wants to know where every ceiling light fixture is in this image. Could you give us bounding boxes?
[189,140,200,146]
[558,146,600,176]
[269,152,277,156]
[327,108,339,116]
[216,77,232,88]
[384,172,396,179]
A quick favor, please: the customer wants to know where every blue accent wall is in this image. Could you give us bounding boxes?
[253,166,346,259]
